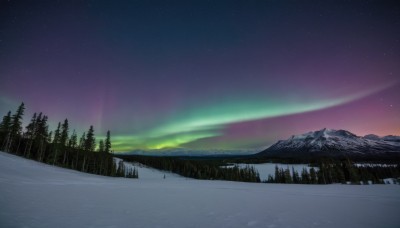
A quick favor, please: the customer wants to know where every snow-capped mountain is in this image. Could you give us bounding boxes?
[381,135,400,142]
[258,128,400,158]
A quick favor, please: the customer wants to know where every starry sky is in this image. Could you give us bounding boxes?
[1,0,399,153]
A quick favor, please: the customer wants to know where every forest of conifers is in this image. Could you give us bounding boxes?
[0,102,137,178]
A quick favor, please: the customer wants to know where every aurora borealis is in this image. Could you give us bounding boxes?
[1,1,399,153]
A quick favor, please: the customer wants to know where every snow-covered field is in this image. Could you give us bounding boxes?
[1,151,399,228]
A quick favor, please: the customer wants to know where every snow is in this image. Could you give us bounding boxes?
[1,151,400,228]
[114,157,183,180]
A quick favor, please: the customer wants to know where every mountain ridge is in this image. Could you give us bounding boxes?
[257,128,400,158]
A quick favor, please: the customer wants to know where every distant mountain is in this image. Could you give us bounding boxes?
[363,134,381,141]
[381,135,400,142]
[257,128,400,159]
[364,134,400,142]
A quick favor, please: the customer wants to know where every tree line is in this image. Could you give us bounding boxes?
[0,102,137,178]
[118,155,261,182]
[265,160,399,184]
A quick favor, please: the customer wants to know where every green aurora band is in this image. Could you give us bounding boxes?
[111,83,395,151]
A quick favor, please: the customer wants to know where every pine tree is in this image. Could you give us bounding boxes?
[68,130,77,149]
[84,126,95,152]
[301,168,310,184]
[116,160,125,177]
[76,132,86,169]
[7,102,25,152]
[68,130,77,168]
[346,159,360,184]
[47,131,53,143]
[98,139,104,153]
[0,111,12,151]
[292,167,300,184]
[284,167,292,183]
[36,115,49,162]
[105,130,111,153]
[267,174,274,183]
[310,167,317,184]
[60,119,69,146]
[52,122,61,165]
[274,165,280,183]
[60,119,69,165]
[53,122,61,144]
[0,111,12,133]
[79,132,86,149]
[24,113,37,157]
[82,126,96,172]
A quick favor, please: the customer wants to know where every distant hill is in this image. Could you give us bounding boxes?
[257,128,400,159]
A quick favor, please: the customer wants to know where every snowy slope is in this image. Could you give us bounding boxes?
[114,157,183,180]
[1,151,400,228]
[258,128,400,157]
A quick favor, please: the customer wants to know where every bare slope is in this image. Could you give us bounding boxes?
[0,151,399,228]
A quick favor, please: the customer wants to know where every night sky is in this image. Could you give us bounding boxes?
[1,0,399,153]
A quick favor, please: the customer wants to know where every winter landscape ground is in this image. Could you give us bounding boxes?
[1,151,399,228]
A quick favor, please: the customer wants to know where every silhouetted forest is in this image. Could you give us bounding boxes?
[265,160,399,184]
[118,155,261,182]
[0,102,137,178]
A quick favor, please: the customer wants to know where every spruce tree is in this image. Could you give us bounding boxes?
[284,167,292,183]
[36,115,49,161]
[0,111,12,133]
[346,160,360,184]
[60,119,69,146]
[105,130,111,153]
[79,132,86,149]
[301,168,310,184]
[52,122,61,165]
[98,139,104,153]
[292,167,300,184]
[82,126,95,172]
[24,113,38,157]
[274,165,280,183]
[85,126,95,152]
[310,167,317,184]
[0,111,12,151]
[60,119,69,165]
[8,102,25,152]
[68,130,77,149]
[68,130,77,168]
[47,131,53,143]
[76,132,86,168]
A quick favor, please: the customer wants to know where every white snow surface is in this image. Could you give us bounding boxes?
[1,151,400,228]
